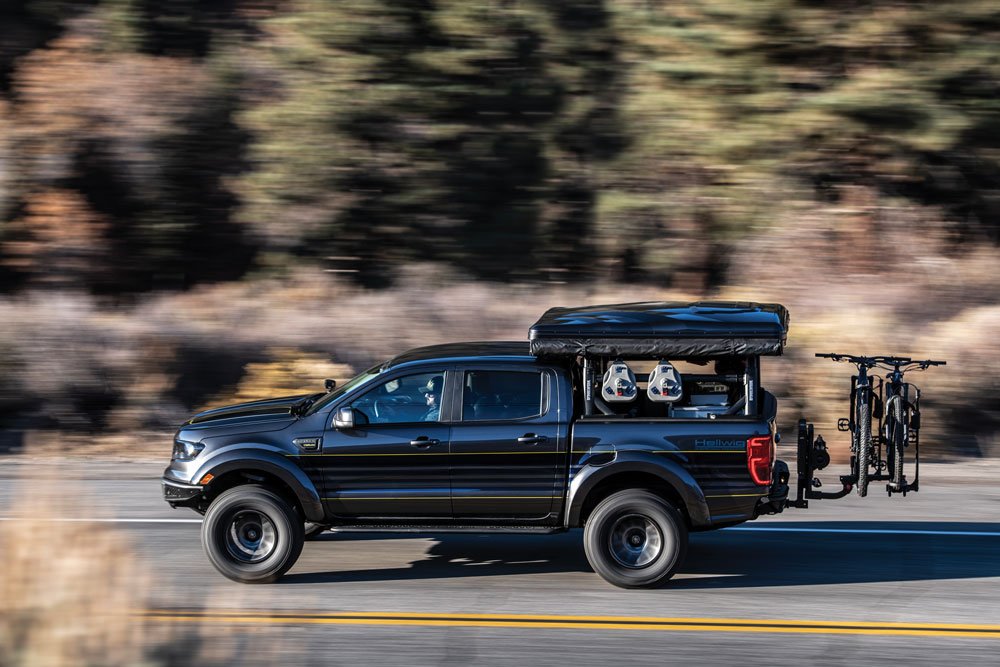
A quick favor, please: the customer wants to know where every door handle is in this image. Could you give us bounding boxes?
[410,437,440,448]
[517,434,548,445]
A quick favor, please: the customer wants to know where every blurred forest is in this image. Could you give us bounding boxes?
[0,0,998,458]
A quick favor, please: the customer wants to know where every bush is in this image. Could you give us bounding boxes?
[0,479,261,666]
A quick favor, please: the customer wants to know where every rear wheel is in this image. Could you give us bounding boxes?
[886,394,905,489]
[855,391,872,497]
[202,485,304,584]
[583,490,687,589]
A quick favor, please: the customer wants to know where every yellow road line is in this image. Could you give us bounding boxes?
[138,610,1000,638]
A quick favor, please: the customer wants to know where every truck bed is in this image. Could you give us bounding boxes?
[569,418,772,528]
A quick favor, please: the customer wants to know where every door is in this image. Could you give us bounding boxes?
[449,368,563,520]
[320,370,451,519]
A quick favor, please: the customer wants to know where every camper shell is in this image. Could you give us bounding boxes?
[529,301,788,422]
[528,301,789,358]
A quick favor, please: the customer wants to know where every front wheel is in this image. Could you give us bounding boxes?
[583,490,688,589]
[855,391,872,497]
[202,485,304,584]
[886,394,905,488]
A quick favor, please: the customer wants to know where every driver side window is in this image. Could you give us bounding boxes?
[349,371,444,425]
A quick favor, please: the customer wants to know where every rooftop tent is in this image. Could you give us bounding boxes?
[528,301,790,358]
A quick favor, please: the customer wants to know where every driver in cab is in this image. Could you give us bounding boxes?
[422,375,443,421]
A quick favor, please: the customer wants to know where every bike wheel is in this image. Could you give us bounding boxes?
[855,390,872,497]
[888,394,905,489]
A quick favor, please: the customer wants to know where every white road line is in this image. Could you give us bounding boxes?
[728,526,1000,537]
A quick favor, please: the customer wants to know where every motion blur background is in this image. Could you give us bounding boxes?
[3,0,998,459]
[1,2,999,665]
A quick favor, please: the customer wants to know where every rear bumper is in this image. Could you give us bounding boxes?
[754,459,790,517]
[162,477,203,506]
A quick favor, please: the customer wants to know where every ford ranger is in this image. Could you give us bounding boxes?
[162,301,791,587]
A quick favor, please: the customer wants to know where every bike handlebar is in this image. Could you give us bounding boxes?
[815,352,885,365]
[816,353,946,372]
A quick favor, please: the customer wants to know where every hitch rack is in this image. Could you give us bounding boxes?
[786,416,921,509]
[786,418,854,509]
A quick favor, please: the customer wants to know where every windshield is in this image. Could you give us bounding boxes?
[303,363,383,416]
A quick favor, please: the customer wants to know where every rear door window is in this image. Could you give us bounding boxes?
[462,370,543,421]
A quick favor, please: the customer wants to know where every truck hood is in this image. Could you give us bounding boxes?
[183,394,313,431]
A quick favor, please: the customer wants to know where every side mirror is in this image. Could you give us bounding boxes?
[325,378,337,392]
[333,406,355,430]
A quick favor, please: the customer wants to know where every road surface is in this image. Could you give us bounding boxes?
[2,458,999,665]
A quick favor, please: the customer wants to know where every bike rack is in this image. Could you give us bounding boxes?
[791,353,941,507]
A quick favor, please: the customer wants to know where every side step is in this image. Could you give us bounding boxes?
[328,525,567,535]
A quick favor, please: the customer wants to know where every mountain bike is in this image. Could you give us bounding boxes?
[816,353,945,497]
[816,353,879,496]
[879,356,946,495]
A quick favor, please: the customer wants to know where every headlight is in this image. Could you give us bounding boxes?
[172,440,205,462]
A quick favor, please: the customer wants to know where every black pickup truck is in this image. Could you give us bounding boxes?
[162,301,791,587]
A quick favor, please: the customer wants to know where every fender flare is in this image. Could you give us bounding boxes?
[564,452,711,528]
[191,449,325,522]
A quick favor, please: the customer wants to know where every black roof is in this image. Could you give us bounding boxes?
[382,341,533,370]
[529,301,789,358]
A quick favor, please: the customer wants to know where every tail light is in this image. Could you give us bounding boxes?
[747,435,774,485]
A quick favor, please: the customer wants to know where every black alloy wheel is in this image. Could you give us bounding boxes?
[583,490,687,589]
[202,485,304,584]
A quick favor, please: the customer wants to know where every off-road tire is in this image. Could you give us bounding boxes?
[856,394,872,497]
[583,490,687,589]
[202,485,304,584]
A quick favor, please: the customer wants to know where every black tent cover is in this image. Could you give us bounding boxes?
[528,301,789,358]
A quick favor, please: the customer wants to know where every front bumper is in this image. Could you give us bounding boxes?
[162,477,203,506]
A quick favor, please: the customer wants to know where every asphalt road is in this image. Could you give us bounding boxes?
[3,458,1000,666]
